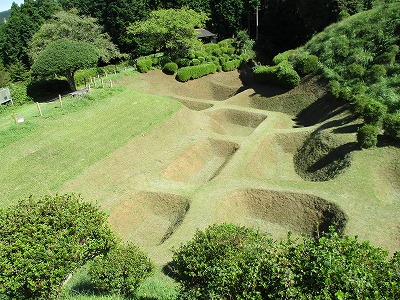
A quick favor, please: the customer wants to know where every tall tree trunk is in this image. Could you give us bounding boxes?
[65,70,76,91]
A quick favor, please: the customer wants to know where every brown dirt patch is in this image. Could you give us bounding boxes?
[163,139,239,183]
[218,189,347,237]
[206,109,267,136]
[109,191,189,246]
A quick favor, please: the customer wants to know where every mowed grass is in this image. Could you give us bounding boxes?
[0,83,181,208]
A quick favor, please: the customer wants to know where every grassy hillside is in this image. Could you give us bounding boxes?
[302,3,400,112]
[0,9,10,23]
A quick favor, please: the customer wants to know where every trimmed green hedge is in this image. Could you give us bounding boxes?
[176,63,217,82]
[253,61,300,89]
[357,124,379,148]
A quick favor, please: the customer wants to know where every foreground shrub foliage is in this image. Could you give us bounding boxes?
[89,242,155,296]
[172,224,399,299]
[0,194,117,299]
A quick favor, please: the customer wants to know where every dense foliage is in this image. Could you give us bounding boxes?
[128,8,208,59]
[29,9,119,64]
[176,63,217,82]
[89,242,155,296]
[31,39,99,90]
[0,194,117,299]
[172,223,400,299]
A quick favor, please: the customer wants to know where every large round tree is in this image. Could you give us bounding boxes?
[31,38,99,91]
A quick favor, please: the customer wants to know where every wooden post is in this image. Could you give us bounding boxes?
[105,71,107,78]
[124,67,127,72]
[94,80,97,88]
[58,94,63,107]
[101,78,104,88]
[88,84,91,92]
[90,77,93,84]
[36,102,43,117]
[110,80,113,88]
[114,68,117,75]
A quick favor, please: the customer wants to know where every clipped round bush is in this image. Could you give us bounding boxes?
[361,99,387,125]
[383,113,400,141]
[159,55,172,67]
[163,62,179,75]
[357,124,379,148]
[272,49,295,65]
[89,243,154,296]
[293,54,319,75]
[276,61,301,88]
[136,58,152,73]
[190,59,200,66]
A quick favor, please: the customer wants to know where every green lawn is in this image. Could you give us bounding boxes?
[0,83,181,208]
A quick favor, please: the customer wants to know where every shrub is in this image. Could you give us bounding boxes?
[0,194,117,300]
[222,59,241,72]
[253,61,300,88]
[272,49,295,65]
[163,62,179,75]
[328,80,341,98]
[357,124,379,148]
[176,63,217,82]
[158,55,172,68]
[172,224,399,299]
[361,99,387,125]
[8,81,33,105]
[346,63,366,78]
[374,45,399,65]
[190,59,200,66]
[172,224,276,299]
[89,243,154,296]
[27,79,71,99]
[136,58,153,73]
[293,54,319,75]
[176,58,191,67]
[383,113,400,141]
[366,64,386,82]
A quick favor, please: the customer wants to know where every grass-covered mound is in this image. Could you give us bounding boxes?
[299,3,400,144]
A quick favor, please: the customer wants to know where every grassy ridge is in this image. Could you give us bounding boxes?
[0,85,181,208]
[302,3,400,111]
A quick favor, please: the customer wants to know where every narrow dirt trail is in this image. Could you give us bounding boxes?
[62,69,400,266]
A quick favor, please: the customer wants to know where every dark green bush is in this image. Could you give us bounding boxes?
[136,58,153,73]
[163,62,179,75]
[360,98,387,125]
[89,243,154,296]
[172,224,399,299]
[27,79,71,99]
[8,81,33,105]
[328,80,341,98]
[158,55,172,68]
[293,54,319,75]
[374,45,399,65]
[366,64,387,82]
[176,63,217,82]
[253,61,300,88]
[383,113,400,141]
[346,63,366,78]
[357,124,379,148]
[0,194,117,300]
[222,59,241,72]
[190,59,200,66]
[176,58,191,67]
[272,49,295,65]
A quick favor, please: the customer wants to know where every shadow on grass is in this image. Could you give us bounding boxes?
[69,280,158,300]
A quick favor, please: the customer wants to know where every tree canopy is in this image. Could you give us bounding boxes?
[128,8,208,59]
[30,9,119,64]
[0,194,117,299]
[31,38,99,91]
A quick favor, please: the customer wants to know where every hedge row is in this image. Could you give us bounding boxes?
[176,63,217,82]
[136,58,153,73]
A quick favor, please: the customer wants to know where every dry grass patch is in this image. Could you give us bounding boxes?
[206,108,267,136]
[163,138,239,183]
[217,189,347,237]
[109,191,190,247]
